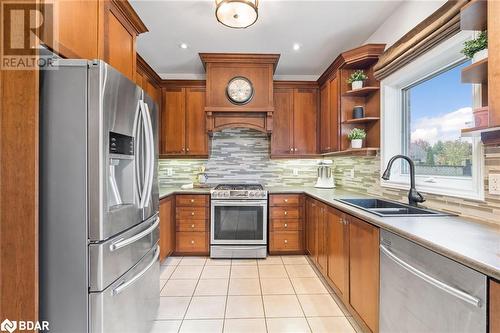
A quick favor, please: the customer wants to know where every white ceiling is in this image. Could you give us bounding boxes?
[131,0,404,80]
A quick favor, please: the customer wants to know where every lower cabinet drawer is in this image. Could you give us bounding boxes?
[177,220,207,232]
[176,207,208,220]
[270,207,301,219]
[271,219,302,231]
[176,232,208,253]
[270,231,302,252]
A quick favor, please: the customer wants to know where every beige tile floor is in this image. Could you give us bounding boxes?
[154,255,357,333]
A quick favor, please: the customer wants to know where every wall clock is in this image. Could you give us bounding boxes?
[226,76,254,105]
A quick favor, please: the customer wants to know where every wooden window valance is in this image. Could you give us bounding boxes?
[373,0,469,80]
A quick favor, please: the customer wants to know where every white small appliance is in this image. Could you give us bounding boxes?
[315,160,336,188]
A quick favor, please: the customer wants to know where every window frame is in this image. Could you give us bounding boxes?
[380,31,484,200]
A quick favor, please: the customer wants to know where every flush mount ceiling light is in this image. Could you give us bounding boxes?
[215,0,259,29]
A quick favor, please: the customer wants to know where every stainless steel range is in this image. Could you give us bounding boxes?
[210,184,268,258]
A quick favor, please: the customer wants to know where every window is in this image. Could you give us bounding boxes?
[381,31,484,200]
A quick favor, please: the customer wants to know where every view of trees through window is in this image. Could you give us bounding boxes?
[404,60,474,178]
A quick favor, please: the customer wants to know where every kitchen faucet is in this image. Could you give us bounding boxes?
[381,154,425,207]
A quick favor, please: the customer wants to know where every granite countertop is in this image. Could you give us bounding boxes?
[159,185,500,280]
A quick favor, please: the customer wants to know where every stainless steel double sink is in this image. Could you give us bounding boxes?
[336,198,451,217]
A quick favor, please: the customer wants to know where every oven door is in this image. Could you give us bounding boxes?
[211,200,267,245]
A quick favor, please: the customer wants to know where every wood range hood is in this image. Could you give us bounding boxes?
[199,53,280,135]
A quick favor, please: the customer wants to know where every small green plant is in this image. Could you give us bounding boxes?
[347,128,366,140]
[346,70,368,84]
[462,31,487,59]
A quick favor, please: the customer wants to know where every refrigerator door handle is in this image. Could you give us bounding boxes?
[133,99,144,205]
[138,100,151,208]
[142,101,155,207]
[109,216,159,252]
[380,244,482,307]
[112,246,160,296]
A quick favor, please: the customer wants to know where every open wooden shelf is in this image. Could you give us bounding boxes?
[322,147,379,157]
[342,117,380,124]
[460,0,487,31]
[343,86,380,97]
[461,58,488,84]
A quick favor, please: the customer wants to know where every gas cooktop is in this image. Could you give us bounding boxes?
[211,184,267,200]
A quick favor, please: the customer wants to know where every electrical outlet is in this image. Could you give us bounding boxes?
[293,168,299,176]
[166,168,173,176]
[349,169,355,179]
[489,174,500,195]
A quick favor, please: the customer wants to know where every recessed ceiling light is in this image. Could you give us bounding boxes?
[179,43,188,49]
[293,43,301,51]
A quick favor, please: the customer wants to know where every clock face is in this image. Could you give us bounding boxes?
[226,77,254,105]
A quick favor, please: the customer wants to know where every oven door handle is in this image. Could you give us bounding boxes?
[211,200,268,206]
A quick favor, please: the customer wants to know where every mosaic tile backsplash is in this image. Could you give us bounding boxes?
[159,128,500,225]
[159,128,322,187]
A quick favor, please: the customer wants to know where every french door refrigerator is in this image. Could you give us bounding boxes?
[40,59,159,333]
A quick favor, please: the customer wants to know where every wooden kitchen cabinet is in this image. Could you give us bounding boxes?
[175,194,210,255]
[305,198,317,260]
[45,1,99,59]
[271,88,294,155]
[269,194,304,254]
[491,279,500,333]
[159,195,175,262]
[325,206,348,299]
[99,1,148,82]
[316,203,328,275]
[161,87,208,157]
[271,86,318,157]
[319,76,340,153]
[293,88,318,155]
[349,216,380,333]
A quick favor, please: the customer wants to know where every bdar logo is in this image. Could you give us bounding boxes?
[0,319,17,333]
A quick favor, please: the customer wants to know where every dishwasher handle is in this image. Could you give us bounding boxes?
[380,244,482,308]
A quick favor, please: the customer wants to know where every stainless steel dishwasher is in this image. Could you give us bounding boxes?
[380,230,487,333]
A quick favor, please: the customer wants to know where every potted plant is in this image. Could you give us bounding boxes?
[462,31,488,63]
[347,128,366,149]
[346,70,368,90]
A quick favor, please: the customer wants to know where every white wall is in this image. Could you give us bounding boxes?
[364,0,447,48]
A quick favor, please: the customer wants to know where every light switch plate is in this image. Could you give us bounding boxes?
[167,168,173,176]
[489,174,500,195]
[293,168,299,176]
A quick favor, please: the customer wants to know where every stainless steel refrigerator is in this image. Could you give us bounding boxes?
[40,59,160,333]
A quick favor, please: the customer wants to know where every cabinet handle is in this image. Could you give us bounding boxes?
[284,239,288,244]
[284,199,288,203]
[289,148,293,152]
[191,212,195,216]
[284,211,288,216]
[186,148,190,152]
[191,224,195,228]
[182,148,185,152]
[190,199,195,203]
[294,148,298,152]
[191,240,195,244]
[284,223,288,228]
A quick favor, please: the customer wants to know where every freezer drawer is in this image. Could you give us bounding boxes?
[380,230,487,333]
[89,245,160,333]
[89,214,159,291]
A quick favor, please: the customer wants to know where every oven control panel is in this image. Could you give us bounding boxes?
[211,190,267,199]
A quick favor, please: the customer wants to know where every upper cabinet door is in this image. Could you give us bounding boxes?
[272,88,294,155]
[46,1,99,59]
[293,88,318,154]
[329,76,340,152]
[100,1,137,81]
[185,88,208,156]
[162,88,186,155]
[319,82,331,153]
